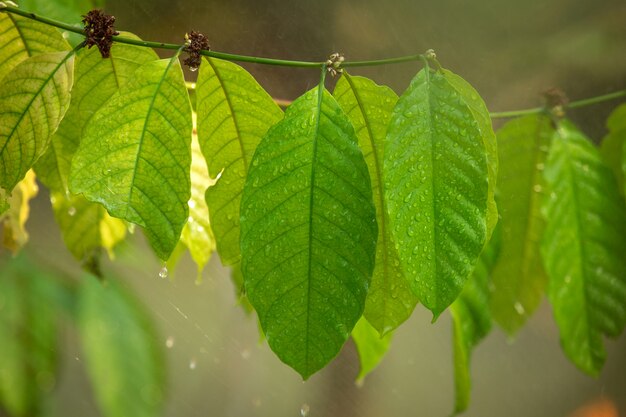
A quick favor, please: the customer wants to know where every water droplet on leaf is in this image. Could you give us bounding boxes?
[300,404,310,417]
[159,266,168,279]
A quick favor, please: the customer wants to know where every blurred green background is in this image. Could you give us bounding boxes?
[2,0,626,416]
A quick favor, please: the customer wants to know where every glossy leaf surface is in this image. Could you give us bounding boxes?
[384,67,489,317]
[334,73,418,335]
[196,57,283,265]
[541,121,626,375]
[240,84,377,379]
[490,115,552,334]
[69,57,192,260]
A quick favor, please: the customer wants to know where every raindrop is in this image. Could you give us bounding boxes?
[158,266,169,279]
[67,206,76,216]
[189,358,197,370]
[300,404,310,417]
[513,302,525,315]
[165,336,175,349]
[564,275,572,284]
[188,200,196,209]
[533,184,542,193]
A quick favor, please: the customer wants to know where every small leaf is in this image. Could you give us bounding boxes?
[490,114,553,334]
[0,256,61,416]
[196,57,283,265]
[69,57,192,260]
[599,103,626,196]
[351,317,392,384]
[240,84,377,379]
[180,121,216,277]
[450,226,500,414]
[384,67,489,318]
[334,73,418,335]
[0,49,75,193]
[36,33,158,193]
[78,275,165,417]
[541,121,626,375]
[1,170,38,253]
[51,192,126,262]
[0,13,70,79]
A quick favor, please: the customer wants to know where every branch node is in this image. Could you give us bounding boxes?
[183,31,210,71]
[82,9,119,58]
[326,52,344,77]
[543,87,569,118]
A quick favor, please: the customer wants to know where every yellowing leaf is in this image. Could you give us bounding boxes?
[1,170,38,253]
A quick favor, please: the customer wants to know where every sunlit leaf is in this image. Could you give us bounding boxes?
[384,67,489,318]
[490,114,552,334]
[196,57,283,265]
[0,49,75,194]
[1,170,38,253]
[600,104,626,196]
[37,33,158,193]
[351,317,392,384]
[334,73,418,335]
[541,121,626,375]
[78,274,165,417]
[0,255,62,416]
[240,84,377,379]
[69,57,192,260]
[0,12,70,79]
[450,226,500,414]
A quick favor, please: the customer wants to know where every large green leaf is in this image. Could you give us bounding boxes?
[384,67,489,318]
[334,73,418,335]
[37,33,158,193]
[78,275,165,417]
[69,57,192,260]
[541,121,626,375]
[196,57,283,265]
[0,49,75,193]
[351,317,393,384]
[600,104,626,196]
[0,256,61,417]
[240,82,377,379]
[450,226,500,414]
[490,114,553,334]
[0,12,70,79]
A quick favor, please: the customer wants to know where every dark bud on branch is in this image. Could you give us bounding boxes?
[184,31,210,71]
[543,87,569,118]
[82,9,119,58]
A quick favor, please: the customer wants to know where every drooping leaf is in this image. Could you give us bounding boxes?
[0,49,75,194]
[37,33,158,193]
[69,57,192,260]
[450,225,500,414]
[0,12,70,79]
[180,120,216,277]
[50,192,126,262]
[240,83,377,379]
[490,114,553,334]
[0,255,62,417]
[384,67,489,318]
[78,274,165,417]
[541,121,626,376]
[334,73,418,335]
[351,317,392,384]
[1,170,38,253]
[599,104,626,196]
[196,57,283,265]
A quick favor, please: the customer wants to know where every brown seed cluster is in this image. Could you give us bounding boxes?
[82,9,119,58]
[184,31,210,71]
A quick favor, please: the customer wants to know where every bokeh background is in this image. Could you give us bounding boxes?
[3,0,626,416]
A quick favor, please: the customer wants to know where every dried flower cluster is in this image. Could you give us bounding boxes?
[82,9,119,58]
[184,31,210,71]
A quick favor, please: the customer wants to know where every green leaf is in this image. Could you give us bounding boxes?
[69,56,192,260]
[240,83,377,379]
[351,317,392,384]
[490,114,553,334]
[541,121,626,376]
[600,104,626,196]
[51,192,126,262]
[450,226,500,414]
[334,73,418,335]
[78,274,165,417]
[196,57,283,265]
[384,67,489,318]
[0,13,70,80]
[1,170,38,254]
[0,256,61,416]
[180,123,216,277]
[37,33,158,193]
[0,49,75,193]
